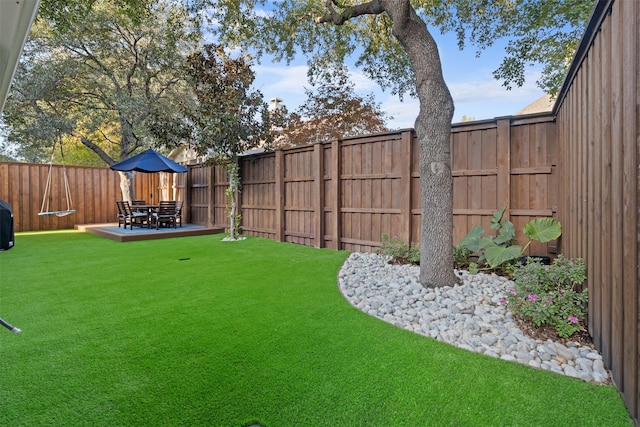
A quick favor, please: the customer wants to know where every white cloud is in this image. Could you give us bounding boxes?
[251,52,546,129]
[253,63,309,108]
[378,95,418,130]
[348,69,379,92]
[447,70,545,121]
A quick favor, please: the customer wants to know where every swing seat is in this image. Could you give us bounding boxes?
[38,210,77,217]
[39,141,76,218]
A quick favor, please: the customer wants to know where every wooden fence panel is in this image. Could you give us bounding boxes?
[451,123,499,244]
[0,162,162,232]
[449,116,558,256]
[186,165,211,227]
[509,119,557,256]
[283,147,316,246]
[212,164,229,229]
[339,132,409,253]
[322,144,335,248]
[241,153,276,239]
[554,0,639,421]
[233,123,557,257]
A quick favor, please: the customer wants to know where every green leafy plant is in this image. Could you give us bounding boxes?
[505,255,588,338]
[453,246,472,269]
[377,234,419,264]
[460,207,562,274]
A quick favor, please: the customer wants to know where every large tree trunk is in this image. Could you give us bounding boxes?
[118,171,136,201]
[384,1,459,288]
[116,128,139,202]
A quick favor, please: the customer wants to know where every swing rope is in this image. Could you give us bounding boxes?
[39,141,76,217]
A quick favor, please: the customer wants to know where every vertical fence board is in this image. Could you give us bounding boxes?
[620,0,639,416]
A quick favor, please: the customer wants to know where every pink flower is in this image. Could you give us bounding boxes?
[528,294,538,302]
[509,289,517,296]
[499,298,506,305]
[568,316,578,324]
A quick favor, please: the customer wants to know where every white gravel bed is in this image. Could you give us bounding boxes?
[338,252,609,384]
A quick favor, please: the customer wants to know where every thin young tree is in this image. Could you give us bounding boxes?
[184,44,273,240]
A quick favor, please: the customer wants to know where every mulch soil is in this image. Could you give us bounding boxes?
[515,318,595,349]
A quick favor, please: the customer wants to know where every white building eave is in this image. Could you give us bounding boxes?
[0,0,40,113]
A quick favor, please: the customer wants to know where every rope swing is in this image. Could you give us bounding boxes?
[39,140,76,217]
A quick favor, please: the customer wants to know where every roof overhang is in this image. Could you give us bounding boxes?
[0,0,40,113]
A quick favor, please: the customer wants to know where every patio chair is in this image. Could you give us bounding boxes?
[174,200,183,227]
[151,201,177,229]
[116,201,128,228]
[116,201,148,229]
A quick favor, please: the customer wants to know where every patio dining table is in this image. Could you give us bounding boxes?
[131,204,159,227]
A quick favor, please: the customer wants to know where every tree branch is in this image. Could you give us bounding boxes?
[315,0,384,24]
[71,130,116,165]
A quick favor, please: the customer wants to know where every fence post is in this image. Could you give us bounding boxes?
[400,130,413,245]
[274,150,285,242]
[331,139,341,250]
[185,167,192,225]
[208,165,215,228]
[314,143,324,248]
[496,118,511,220]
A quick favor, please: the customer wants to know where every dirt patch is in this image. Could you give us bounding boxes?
[515,318,595,349]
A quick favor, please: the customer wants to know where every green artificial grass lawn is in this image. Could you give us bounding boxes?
[0,231,632,426]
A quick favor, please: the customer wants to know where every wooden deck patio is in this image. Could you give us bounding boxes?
[76,223,224,242]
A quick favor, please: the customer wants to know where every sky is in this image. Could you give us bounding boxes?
[250,30,549,130]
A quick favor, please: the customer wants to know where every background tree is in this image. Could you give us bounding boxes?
[277,61,390,146]
[200,0,594,288]
[181,44,273,240]
[2,0,200,200]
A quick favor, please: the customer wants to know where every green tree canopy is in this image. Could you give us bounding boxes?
[2,0,200,199]
[198,0,593,97]
[183,44,272,163]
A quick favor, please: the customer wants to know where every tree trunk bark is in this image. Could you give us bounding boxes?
[118,171,136,201]
[383,1,459,288]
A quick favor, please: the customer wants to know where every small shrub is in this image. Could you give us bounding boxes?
[505,255,588,338]
[453,246,471,269]
[377,234,419,264]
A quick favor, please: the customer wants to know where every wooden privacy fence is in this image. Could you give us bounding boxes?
[184,115,558,258]
[0,162,173,232]
[553,0,640,422]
